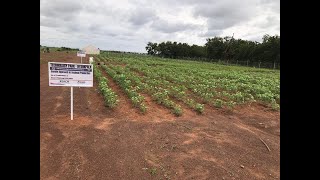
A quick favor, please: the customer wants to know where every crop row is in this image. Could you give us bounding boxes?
[105,64,183,116]
[92,62,119,108]
[99,64,147,113]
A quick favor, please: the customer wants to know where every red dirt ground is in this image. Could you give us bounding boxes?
[40,52,280,180]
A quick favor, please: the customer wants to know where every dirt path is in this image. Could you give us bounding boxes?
[40,52,280,180]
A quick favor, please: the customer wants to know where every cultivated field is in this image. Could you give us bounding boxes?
[40,51,280,179]
[93,52,280,115]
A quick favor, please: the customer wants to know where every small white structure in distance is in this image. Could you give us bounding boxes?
[82,45,100,55]
[89,57,94,64]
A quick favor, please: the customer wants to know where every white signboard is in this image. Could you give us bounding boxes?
[48,62,93,87]
[77,51,86,57]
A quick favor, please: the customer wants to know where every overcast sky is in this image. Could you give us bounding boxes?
[40,0,280,53]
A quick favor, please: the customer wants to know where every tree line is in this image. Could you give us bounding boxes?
[57,47,79,51]
[145,34,280,64]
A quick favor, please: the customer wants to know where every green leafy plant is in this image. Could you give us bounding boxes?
[195,103,205,114]
[93,63,119,108]
[213,99,223,108]
[172,106,183,116]
[271,99,280,111]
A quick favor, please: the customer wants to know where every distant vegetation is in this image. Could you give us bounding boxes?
[40,46,50,53]
[56,47,79,51]
[40,45,79,53]
[145,34,280,68]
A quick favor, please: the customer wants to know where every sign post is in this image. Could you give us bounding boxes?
[71,87,73,120]
[48,62,93,120]
[77,51,86,63]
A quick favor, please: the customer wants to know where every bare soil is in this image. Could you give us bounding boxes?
[40,52,280,180]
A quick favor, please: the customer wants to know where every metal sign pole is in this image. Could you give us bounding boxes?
[71,86,73,120]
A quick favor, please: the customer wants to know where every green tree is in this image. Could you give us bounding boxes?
[205,37,225,60]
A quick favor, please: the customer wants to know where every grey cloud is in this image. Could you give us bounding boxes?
[88,24,119,37]
[207,18,239,30]
[129,8,156,26]
[150,18,199,33]
[107,33,118,37]
[40,0,82,21]
[256,16,279,29]
[190,0,280,38]
[118,35,137,41]
[68,25,82,32]
[40,16,61,28]
[82,3,122,17]
[199,29,223,37]
[91,23,136,38]
[193,1,256,30]
[40,15,80,33]
[260,0,280,12]
[150,0,212,6]
[40,0,84,32]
